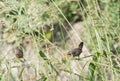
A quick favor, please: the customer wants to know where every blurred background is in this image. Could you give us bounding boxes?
[0,0,120,81]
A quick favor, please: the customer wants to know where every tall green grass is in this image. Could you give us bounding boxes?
[0,0,119,81]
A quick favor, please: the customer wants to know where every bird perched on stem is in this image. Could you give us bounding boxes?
[14,47,26,62]
[14,47,23,58]
[67,42,83,58]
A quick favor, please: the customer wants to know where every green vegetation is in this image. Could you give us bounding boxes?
[0,0,119,81]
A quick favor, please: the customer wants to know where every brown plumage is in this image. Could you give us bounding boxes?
[67,42,83,57]
[15,47,23,58]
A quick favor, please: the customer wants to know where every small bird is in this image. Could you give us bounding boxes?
[14,47,23,58]
[67,42,83,57]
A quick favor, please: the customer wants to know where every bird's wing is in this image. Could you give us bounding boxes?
[69,48,78,54]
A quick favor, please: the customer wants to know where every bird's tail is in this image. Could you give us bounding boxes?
[79,42,83,49]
